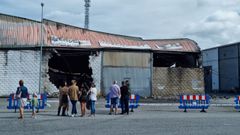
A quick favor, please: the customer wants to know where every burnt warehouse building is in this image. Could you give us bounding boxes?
[0,13,204,98]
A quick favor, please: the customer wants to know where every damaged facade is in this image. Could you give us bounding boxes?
[0,13,203,98]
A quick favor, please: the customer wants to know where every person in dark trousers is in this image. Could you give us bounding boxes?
[68,80,79,117]
[125,80,134,112]
[16,80,29,119]
[120,81,129,115]
[58,81,69,116]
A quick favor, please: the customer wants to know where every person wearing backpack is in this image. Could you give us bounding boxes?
[16,80,29,119]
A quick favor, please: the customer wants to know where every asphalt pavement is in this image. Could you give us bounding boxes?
[1,98,240,135]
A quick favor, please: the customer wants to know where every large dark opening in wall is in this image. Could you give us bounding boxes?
[48,49,93,89]
[153,53,199,68]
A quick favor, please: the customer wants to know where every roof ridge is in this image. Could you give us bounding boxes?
[144,38,193,41]
[43,19,143,41]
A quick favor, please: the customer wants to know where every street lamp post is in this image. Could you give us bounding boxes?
[39,2,44,93]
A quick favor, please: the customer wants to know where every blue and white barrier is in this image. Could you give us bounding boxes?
[179,95,210,112]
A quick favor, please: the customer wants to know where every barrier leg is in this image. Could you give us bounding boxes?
[184,107,187,112]
[200,108,206,113]
[130,99,134,112]
[131,107,134,112]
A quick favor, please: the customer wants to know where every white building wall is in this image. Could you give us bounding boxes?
[0,50,58,96]
[89,51,102,95]
[0,50,40,95]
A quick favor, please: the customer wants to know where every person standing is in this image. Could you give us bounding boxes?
[109,80,121,115]
[88,83,97,117]
[31,93,38,119]
[60,81,69,116]
[68,80,79,117]
[120,81,129,115]
[16,80,29,119]
[125,80,134,112]
[79,83,88,117]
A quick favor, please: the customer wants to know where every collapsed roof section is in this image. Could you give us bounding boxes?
[0,13,200,53]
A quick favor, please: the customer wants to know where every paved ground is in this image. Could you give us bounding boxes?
[1,98,240,135]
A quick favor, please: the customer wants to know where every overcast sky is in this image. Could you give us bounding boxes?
[1,0,240,49]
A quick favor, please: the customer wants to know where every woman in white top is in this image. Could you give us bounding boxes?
[89,83,97,116]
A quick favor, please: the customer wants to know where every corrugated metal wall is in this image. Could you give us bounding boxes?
[0,15,41,46]
[219,45,239,91]
[152,67,204,99]
[202,48,219,91]
[103,52,150,67]
[102,51,151,97]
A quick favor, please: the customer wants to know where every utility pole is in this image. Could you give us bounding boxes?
[84,0,90,29]
[39,2,44,93]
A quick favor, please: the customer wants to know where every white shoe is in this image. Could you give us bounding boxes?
[71,115,74,117]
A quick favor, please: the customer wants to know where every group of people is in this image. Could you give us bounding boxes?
[14,79,132,119]
[58,80,97,117]
[109,80,131,115]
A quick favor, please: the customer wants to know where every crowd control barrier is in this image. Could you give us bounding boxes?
[105,93,140,109]
[7,93,47,112]
[234,96,240,110]
[179,95,210,112]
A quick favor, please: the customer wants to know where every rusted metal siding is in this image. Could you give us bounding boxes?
[0,14,41,46]
[0,14,200,52]
[103,52,150,67]
[44,19,200,52]
[102,67,151,97]
[152,67,204,99]
[145,39,200,53]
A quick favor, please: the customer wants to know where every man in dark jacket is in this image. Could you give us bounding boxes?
[120,81,129,115]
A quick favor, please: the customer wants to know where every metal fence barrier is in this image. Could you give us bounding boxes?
[7,93,47,112]
[179,95,210,112]
[105,93,140,110]
[234,96,240,110]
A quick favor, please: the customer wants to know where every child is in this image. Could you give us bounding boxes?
[32,93,38,119]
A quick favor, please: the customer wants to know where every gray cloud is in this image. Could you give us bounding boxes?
[183,10,240,49]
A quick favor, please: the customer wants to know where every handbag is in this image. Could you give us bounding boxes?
[16,87,22,99]
[86,93,91,110]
